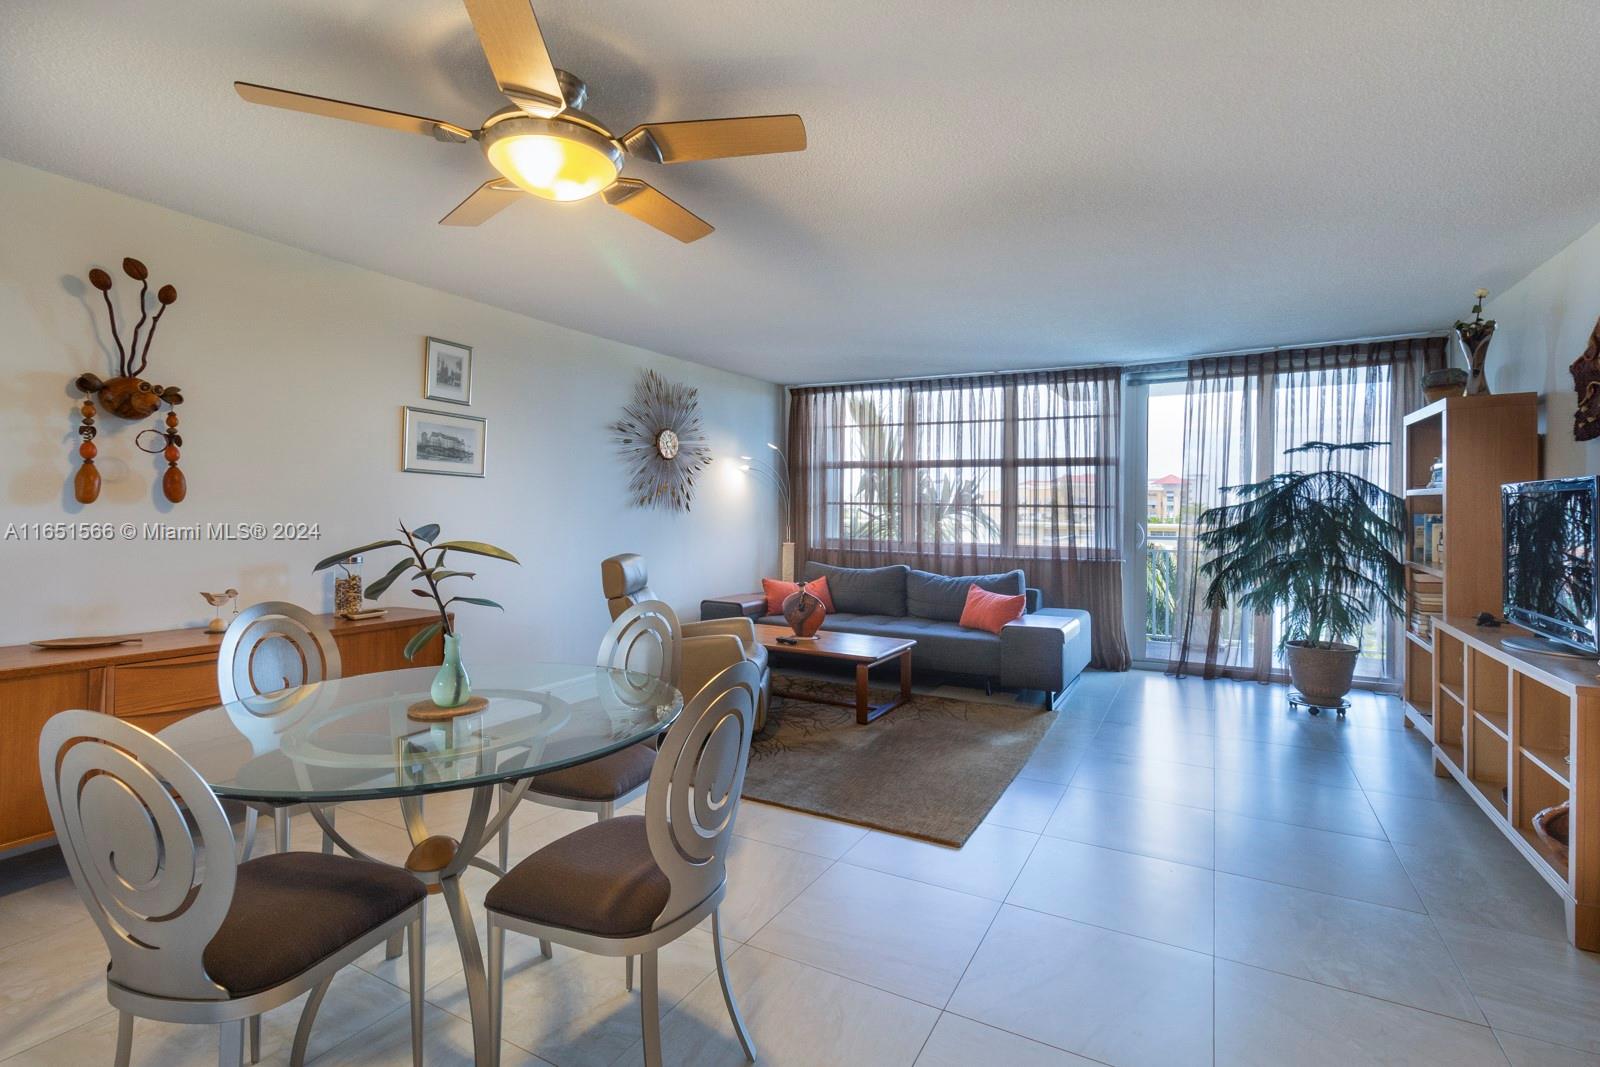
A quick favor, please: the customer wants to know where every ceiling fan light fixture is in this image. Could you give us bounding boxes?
[483,116,622,202]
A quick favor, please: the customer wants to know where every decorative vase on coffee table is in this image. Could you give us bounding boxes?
[431,634,473,708]
[782,583,826,638]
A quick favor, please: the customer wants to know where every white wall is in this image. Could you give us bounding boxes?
[0,159,783,659]
[1484,217,1600,478]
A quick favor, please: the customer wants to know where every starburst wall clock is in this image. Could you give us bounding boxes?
[610,370,710,511]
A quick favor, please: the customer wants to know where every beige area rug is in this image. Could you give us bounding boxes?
[741,676,1054,847]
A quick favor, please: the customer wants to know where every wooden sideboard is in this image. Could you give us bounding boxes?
[0,608,443,855]
[1427,616,1600,949]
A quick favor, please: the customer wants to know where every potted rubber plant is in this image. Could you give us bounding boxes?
[1196,441,1405,708]
[314,522,518,708]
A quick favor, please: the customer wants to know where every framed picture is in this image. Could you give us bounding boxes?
[402,407,486,478]
[423,336,473,405]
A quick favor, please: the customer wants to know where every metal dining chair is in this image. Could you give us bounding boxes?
[484,659,761,1067]
[218,601,341,858]
[39,710,427,1067]
[496,601,681,866]
[496,600,751,855]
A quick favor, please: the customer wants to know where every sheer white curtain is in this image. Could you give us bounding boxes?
[1165,339,1446,683]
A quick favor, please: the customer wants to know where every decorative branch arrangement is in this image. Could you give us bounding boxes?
[610,369,711,512]
[72,257,187,503]
[313,521,520,661]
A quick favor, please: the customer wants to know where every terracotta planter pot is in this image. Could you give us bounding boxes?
[1284,641,1359,707]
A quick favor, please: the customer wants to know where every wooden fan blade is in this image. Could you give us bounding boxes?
[602,179,713,243]
[461,0,566,116]
[439,180,525,226]
[233,82,473,142]
[622,115,806,164]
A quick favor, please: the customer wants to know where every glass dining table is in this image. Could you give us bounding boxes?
[158,660,682,1067]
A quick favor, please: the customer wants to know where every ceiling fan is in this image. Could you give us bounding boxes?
[233,0,806,242]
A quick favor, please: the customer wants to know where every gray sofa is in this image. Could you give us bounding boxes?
[703,562,1091,704]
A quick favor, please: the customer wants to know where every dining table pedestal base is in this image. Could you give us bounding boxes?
[311,778,532,1066]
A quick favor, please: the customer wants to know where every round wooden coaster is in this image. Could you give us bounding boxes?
[406,695,489,721]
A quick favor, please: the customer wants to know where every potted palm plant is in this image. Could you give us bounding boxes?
[1196,441,1406,709]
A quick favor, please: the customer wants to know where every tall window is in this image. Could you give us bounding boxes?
[801,377,1116,556]
[789,367,1129,668]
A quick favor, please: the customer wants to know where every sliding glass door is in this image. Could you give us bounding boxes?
[1127,354,1418,682]
[1122,379,1185,666]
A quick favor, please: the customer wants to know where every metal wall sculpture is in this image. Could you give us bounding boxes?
[610,369,711,511]
[73,258,186,504]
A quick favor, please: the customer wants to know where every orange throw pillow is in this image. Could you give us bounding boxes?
[959,584,1026,634]
[763,575,834,616]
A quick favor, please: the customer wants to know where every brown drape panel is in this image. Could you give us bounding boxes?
[789,368,1130,670]
[1165,337,1447,681]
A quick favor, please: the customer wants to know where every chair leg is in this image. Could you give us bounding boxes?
[320,806,335,855]
[239,808,258,862]
[219,1019,246,1067]
[539,938,552,959]
[597,800,614,821]
[248,1014,261,1063]
[275,808,291,855]
[289,975,332,1067]
[626,954,634,992]
[408,915,426,1067]
[385,838,409,961]
[640,950,663,1067]
[113,1011,133,1067]
[713,908,756,1061]
[487,920,505,1062]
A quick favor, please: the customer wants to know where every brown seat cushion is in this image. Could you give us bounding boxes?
[202,852,425,996]
[529,742,654,802]
[485,815,668,937]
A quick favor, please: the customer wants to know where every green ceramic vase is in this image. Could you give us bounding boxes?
[430,634,473,708]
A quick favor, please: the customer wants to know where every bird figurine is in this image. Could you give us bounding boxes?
[201,589,239,634]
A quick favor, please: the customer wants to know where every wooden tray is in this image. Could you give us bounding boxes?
[31,634,145,650]
[406,695,489,721]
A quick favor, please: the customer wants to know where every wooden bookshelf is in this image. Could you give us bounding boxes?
[1429,617,1600,950]
[1400,393,1539,736]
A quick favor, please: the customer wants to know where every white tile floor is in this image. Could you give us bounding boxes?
[4,669,1600,1065]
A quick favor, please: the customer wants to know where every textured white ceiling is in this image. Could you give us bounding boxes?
[4,1,1600,384]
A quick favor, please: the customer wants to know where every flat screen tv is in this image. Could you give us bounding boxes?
[1502,476,1600,657]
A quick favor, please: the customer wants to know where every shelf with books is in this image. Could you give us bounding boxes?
[1410,513,1446,569]
[1400,394,1537,740]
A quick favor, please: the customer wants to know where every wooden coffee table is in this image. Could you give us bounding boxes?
[754,623,916,724]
